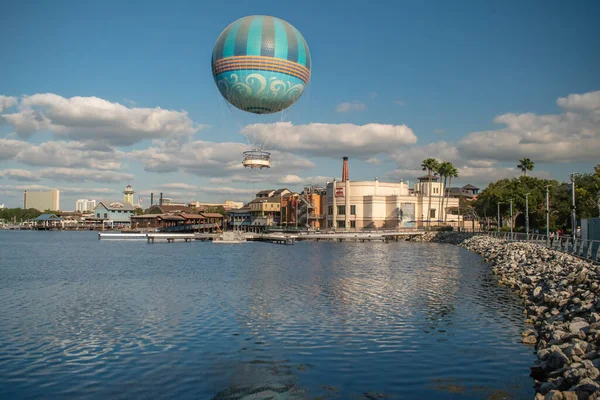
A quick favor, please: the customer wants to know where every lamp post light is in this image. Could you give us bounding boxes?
[524,193,530,239]
[570,173,579,242]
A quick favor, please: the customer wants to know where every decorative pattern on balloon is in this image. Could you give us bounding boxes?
[216,71,305,114]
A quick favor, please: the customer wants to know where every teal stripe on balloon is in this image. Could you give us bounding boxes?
[223,19,242,58]
[295,29,307,66]
[273,18,288,60]
[246,16,264,56]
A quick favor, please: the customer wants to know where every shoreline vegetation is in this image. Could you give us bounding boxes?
[411,232,600,399]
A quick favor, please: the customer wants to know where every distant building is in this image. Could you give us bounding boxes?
[93,202,135,226]
[75,199,96,212]
[24,189,60,212]
[123,185,134,205]
[446,184,480,200]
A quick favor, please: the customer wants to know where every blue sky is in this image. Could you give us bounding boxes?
[1,0,599,209]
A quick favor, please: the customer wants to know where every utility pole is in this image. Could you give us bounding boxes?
[525,193,530,241]
[545,185,550,243]
[570,173,579,241]
[509,198,513,239]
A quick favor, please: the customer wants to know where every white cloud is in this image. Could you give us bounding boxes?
[276,174,331,185]
[390,141,461,169]
[369,92,378,99]
[129,138,315,181]
[15,140,123,170]
[158,183,198,190]
[433,128,444,136]
[365,157,383,165]
[556,91,600,111]
[336,102,367,112]
[0,169,40,181]
[39,167,134,183]
[0,95,17,113]
[0,184,115,195]
[1,93,203,145]
[0,139,30,161]
[457,90,600,163]
[242,122,417,158]
[395,100,406,106]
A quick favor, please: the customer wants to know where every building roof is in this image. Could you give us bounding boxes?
[265,196,281,203]
[201,212,224,218]
[273,188,291,195]
[158,215,186,221]
[146,205,195,214]
[33,213,62,221]
[96,202,136,211]
[179,213,205,220]
[462,184,480,190]
[417,175,439,181]
[256,189,274,195]
[228,207,251,214]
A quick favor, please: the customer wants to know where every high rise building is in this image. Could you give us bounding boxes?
[75,199,96,213]
[24,189,60,212]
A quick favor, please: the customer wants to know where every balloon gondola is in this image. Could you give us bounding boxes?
[211,15,311,169]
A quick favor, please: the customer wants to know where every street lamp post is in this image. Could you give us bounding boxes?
[570,173,579,242]
[509,198,513,239]
[497,202,502,233]
[525,193,530,241]
[545,185,550,244]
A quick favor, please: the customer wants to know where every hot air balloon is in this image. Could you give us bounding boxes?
[211,15,311,169]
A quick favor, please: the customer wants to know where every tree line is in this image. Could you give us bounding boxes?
[471,161,600,233]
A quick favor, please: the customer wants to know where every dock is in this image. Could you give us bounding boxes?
[98,230,425,244]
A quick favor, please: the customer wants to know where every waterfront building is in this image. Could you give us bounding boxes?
[130,212,223,232]
[75,199,96,213]
[325,157,460,230]
[446,184,480,200]
[32,213,63,229]
[145,204,196,214]
[23,189,60,212]
[93,202,135,226]
[227,207,252,231]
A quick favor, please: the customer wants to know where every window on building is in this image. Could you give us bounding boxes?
[337,221,345,228]
[96,213,100,218]
[350,221,356,228]
[328,206,333,215]
[104,213,108,218]
[337,205,345,215]
[430,209,436,219]
[350,205,356,215]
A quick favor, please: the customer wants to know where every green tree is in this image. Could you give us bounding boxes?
[421,158,440,228]
[517,158,535,176]
[133,208,145,216]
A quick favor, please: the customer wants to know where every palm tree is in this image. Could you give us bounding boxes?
[444,165,458,224]
[437,162,452,225]
[517,158,535,176]
[421,158,440,228]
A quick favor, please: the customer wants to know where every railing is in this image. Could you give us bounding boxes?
[482,231,600,263]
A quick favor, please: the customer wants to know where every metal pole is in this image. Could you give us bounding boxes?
[570,173,578,242]
[546,185,550,244]
[509,199,513,239]
[497,202,501,233]
[525,193,530,241]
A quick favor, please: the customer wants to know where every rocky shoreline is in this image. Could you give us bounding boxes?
[412,231,600,400]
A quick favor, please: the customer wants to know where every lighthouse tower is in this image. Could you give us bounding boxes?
[123,184,134,205]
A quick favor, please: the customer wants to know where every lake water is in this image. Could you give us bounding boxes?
[0,230,535,399]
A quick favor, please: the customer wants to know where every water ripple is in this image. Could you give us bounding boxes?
[0,231,534,399]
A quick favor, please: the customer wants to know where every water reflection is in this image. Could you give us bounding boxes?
[0,231,534,399]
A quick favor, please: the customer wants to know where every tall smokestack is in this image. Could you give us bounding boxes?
[342,157,349,182]
[159,192,163,206]
[150,193,154,206]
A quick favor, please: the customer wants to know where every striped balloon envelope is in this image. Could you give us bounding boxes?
[211,15,311,115]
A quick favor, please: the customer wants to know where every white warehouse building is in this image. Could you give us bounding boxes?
[325,157,460,230]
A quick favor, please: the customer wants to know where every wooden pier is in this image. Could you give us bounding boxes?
[98,230,425,245]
